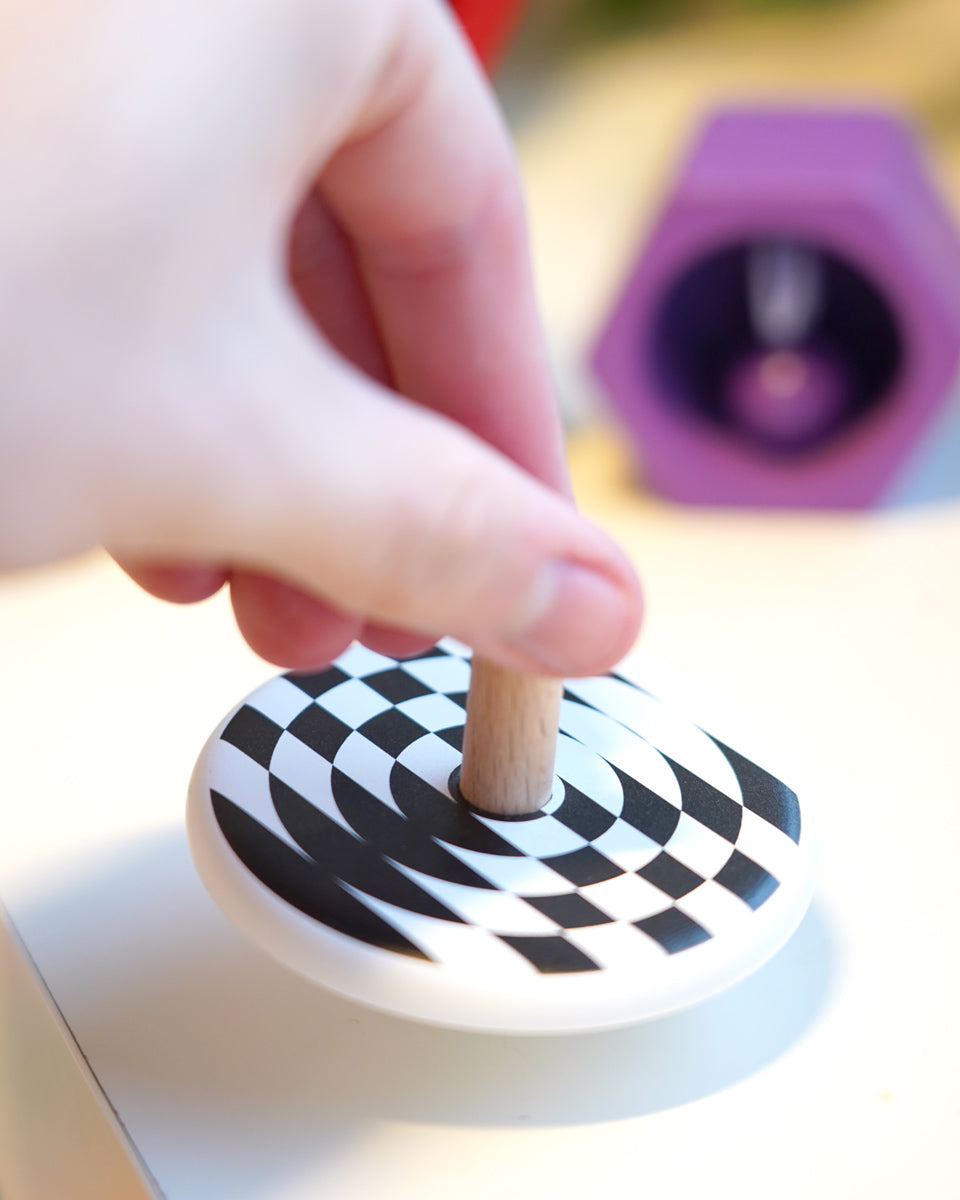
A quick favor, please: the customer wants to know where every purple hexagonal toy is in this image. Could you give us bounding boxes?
[592,106,960,507]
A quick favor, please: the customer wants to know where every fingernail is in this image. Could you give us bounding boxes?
[508,560,641,676]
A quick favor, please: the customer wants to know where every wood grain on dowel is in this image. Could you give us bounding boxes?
[458,657,563,817]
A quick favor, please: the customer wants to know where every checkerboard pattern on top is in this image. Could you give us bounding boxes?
[206,642,802,977]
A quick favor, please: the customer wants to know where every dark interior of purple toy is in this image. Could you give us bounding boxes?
[650,239,903,455]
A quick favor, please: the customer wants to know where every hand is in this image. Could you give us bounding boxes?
[0,0,641,676]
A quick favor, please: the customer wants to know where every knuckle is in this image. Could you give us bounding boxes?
[359,454,517,628]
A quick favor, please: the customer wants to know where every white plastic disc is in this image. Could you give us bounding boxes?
[187,641,814,1034]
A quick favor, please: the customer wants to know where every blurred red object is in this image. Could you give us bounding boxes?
[448,0,526,70]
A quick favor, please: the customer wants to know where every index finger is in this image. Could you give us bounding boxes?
[317,1,570,494]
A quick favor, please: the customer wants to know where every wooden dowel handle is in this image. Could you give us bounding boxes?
[458,657,562,817]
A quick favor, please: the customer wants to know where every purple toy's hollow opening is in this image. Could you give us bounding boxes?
[650,240,904,455]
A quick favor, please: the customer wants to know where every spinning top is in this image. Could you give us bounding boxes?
[188,644,814,1034]
[593,106,960,507]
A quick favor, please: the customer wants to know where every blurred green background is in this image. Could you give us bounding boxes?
[574,0,861,36]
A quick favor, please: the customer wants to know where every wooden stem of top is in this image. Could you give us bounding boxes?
[458,657,563,817]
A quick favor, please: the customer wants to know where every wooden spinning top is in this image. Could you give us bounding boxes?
[188,641,814,1033]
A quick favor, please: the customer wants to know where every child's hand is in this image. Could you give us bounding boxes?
[0,0,640,675]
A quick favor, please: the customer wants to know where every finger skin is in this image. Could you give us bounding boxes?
[229,571,363,669]
[358,624,438,659]
[234,3,599,667]
[199,11,580,671]
[112,188,394,662]
[116,561,229,604]
[117,558,437,668]
[287,189,393,388]
[320,4,570,490]
[246,10,577,667]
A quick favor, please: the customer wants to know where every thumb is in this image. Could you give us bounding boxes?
[106,308,641,678]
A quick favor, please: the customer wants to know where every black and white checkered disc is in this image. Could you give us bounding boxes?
[188,642,814,1033]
